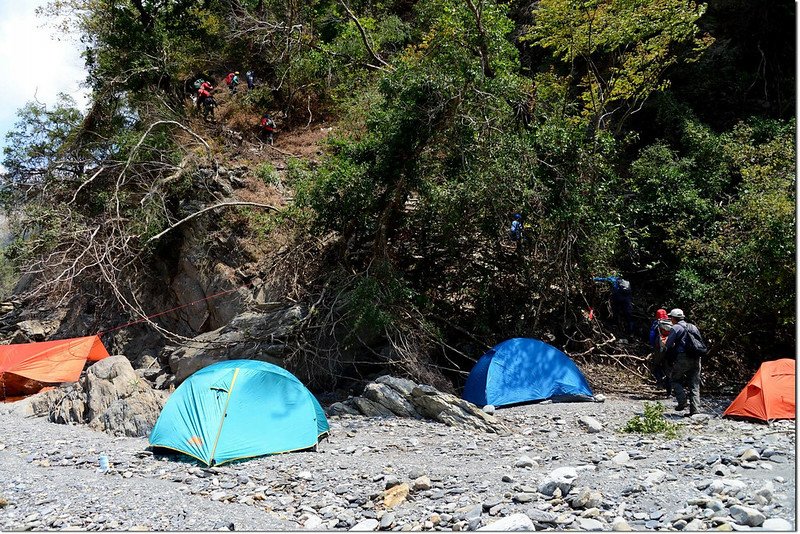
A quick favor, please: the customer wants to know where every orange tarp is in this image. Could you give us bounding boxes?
[0,335,109,397]
[723,358,796,422]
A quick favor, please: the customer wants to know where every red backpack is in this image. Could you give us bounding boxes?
[225,72,234,85]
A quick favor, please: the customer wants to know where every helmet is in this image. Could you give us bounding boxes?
[655,308,668,320]
[668,308,685,320]
[513,213,521,220]
[235,71,240,75]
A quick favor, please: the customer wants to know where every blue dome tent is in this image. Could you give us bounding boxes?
[149,360,328,466]
[463,338,593,407]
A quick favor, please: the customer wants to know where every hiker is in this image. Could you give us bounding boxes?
[201,95,217,121]
[648,308,672,396]
[593,275,634,334]
[225,71,240,93]
[664,308,705,415]
[246,70,255,90]
[196,80,214,109]
[259,113,277,144]
[508,213,524,250]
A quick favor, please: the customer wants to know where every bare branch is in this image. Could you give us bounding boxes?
[337,0,393,71]
[146,201,281,244]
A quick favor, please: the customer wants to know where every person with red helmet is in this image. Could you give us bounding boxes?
[649,308,673,396]
[197,80,214,109]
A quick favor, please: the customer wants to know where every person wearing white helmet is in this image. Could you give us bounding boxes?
[665,308,705,415]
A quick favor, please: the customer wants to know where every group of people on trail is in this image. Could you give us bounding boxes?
[191,71,279,143]
[590,271,707,415]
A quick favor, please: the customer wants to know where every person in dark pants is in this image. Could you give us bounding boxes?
[649,308,672,396]
[664,308,702,415]
[593,275,634,334]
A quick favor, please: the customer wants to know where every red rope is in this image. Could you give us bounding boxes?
[97,284,249,337]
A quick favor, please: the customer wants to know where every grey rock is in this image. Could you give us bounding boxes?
[167,308,305,383]
[477,513,534,531]
[364,383,420,418]
[482,405,496,415]
[729,505,764,527]
[350,518,379,531]
[578,416,603,433]
[375,376,418,397]
[409,386,507,433]
[352,397,394,418]
[740,449,760,462]
[538,467,578,497]
[514,456,536,468]
[380,513,396,529]
[577,517,604,531]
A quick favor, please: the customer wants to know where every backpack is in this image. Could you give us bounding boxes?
[617,278,631,292]
[509,220,522,241]
[683,323,707,358]
[225,73,234,85]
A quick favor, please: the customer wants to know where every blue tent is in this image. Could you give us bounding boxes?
[463,338,593,407]
[149,360,329,466]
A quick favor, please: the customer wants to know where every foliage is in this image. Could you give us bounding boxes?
[623,401,680,438]
[526,0,711,132]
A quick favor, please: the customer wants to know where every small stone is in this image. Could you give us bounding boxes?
[739,449,760,462]
[350,518,379,531]
[477,513,534,531]
[482,405,496,415]
[412,476,431,492]
[611,451,629,465]
[514,456,536,468]
[577,517,604,531]
[729,505,764,527]
[578,416,603,433]
[611,517,632,531]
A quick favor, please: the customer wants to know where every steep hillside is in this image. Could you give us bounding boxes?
[0,0,794,395]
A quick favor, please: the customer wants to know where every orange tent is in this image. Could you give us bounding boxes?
[0,335,109,399]
[723,358,796,422]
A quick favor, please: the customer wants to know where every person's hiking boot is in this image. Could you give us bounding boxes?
[674,402,687,411]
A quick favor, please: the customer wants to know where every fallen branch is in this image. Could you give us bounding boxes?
[145,201,280,243]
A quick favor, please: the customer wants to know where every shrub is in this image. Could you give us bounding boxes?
[622,401,680,439]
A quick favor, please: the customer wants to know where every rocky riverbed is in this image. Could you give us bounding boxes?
[0,394,794,531]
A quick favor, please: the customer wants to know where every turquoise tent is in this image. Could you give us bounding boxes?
[149,360,328,466]
[463,338,593,407]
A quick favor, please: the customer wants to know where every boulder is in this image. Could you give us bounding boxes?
[363,382,420,418]
[167,307,306,383]
[15,320,49,341]
[351,397,394,417]
[375,375,417,396]
[340,377,507,433]
[20,356,166,437]
[409,385,506,433]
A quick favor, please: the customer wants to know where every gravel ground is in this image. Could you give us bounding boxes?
[0,393,795,531]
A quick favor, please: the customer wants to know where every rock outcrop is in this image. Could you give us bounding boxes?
[8,355,166,437]
[165,305,307,383]
[328,375,507,433]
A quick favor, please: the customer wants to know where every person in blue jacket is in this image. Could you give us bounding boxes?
[593,274,634,334]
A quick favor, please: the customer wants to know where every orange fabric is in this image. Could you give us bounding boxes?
[0,335,109,385]
[723,358,796,422]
